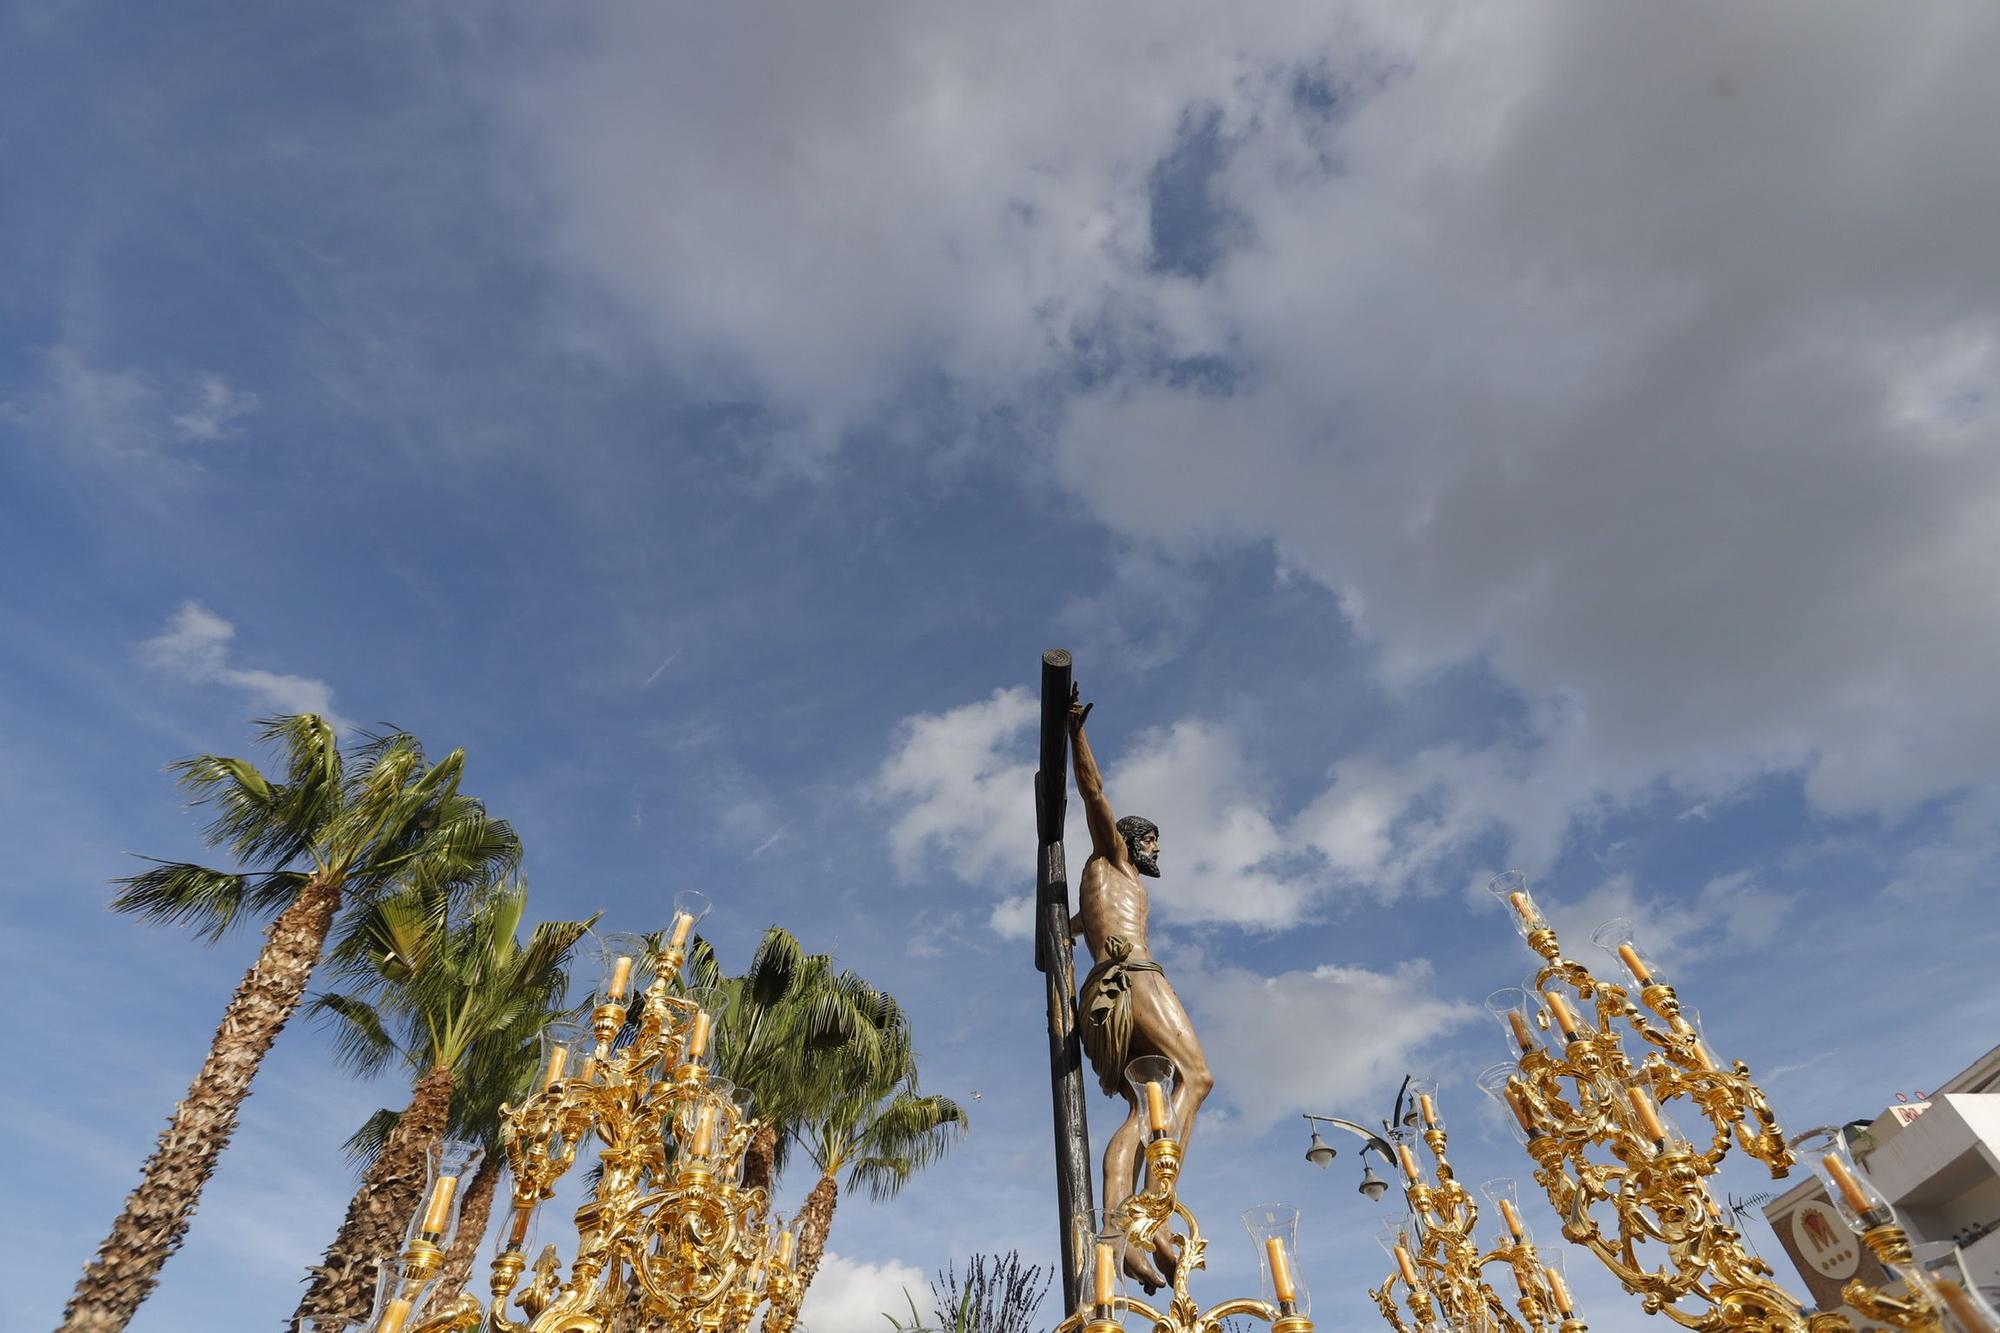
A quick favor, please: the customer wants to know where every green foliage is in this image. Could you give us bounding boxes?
[883,1253,1050,1333]
[313,881,594,1083]
[110,713,521,945]
[686,925,924,1183]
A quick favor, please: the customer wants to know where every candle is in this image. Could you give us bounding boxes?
[1144,1080,1170,1134]
[1822,1154,1877,1217]
[1544,1267,1573,1315]
[1688,1037,1716,1072]
[608,955,634,1000]
[688,1009,711,1061]
[1935,1279,1993,1333]
[505,1205,533,1251]
[778,1230,794,1265]
[1265,1236,1297,1304]
[378,1294,416,1333]
[1507,1009,1536,1050]
[579,1055,598,1084]
[1418,1093,1439,1129]
[1093,1240,1116,1305]
[420,1174,460,1236]
[1503,1081,1537,1134]
[668,911,695,950]
[690,1106,715,1158]
[1508,891,1537,925]
[1397,1143,1421,1181]
[1626,1086,1668,1143]
[1616,943,1652,984]
[1395,1244,1420,1288]
[1703,1195,1722,1221]
[1544,991,1580,1039]
[541,1045,569,1090]
[1499,1198,1524,1240]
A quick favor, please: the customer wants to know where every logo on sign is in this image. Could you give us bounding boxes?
[1792,1201,1860,1279]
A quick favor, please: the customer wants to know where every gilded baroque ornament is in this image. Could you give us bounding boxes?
[362,892,806,1333]
[1368,1082,1585,1333]
[1482,873,1996,1333]
[1055,1056,1313,1333]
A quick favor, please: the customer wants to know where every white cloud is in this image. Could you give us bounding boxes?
[170,374,260,442]
[1522,871,1795,982]
[507,2,2000,875]
[876,692,1321,930]
[987,894,1034,941]
[1194,959,1477,1134]
[877,686,1037,885]
[10,345,257,456]
[140,601,349,729]
[799,1251,927,1333]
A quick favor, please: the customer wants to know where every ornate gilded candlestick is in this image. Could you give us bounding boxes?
[1055,1056,1314,1333]
[1366,1082,1585,1333]
[1484,872,1991,1333]
[359,892,809,1333]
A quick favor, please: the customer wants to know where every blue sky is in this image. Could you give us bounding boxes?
[6,4,2000,1331]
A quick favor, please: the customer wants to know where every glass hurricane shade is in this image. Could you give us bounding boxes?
[1911,1242,2000,1333]
[1405,1076,1445,1133]
[1488,871,1547,940]
[666,890,713,952]
[1070,1209,1127,1315]
[595,930,650,1004]
[1589,917,1659,987]
[1799,1129,1894,1231]
[1124,1054,1179,1140]
[1242,1203,1309,1317]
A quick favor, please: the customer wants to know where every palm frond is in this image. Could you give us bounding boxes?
[111,861,257,943]
[310,991,406,1077]
[344,1107,402,1168]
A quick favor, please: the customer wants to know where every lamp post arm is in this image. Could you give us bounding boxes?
[1302,1114,1397,1163]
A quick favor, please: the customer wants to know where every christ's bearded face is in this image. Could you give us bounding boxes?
[1130,828,1160,878]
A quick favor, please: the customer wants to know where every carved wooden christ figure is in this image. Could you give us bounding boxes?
[1068,688,1214,1290]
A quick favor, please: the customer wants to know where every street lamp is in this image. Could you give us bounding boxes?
[1301,1074,1416,1205]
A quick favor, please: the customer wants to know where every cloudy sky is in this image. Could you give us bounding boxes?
[5,4,1999,1331]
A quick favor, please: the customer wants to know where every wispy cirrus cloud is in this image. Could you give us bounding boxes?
[9,345,257,457]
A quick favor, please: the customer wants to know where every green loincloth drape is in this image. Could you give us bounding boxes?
[1078,935,1166,1097]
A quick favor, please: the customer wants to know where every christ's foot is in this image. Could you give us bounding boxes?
[1124,1248,1167,1293]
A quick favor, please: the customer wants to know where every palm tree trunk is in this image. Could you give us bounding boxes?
[59,876,341,1333]
[296,1063,456,1331]
[792,1171,841,1301]
[427,1152,500,1309]
[742,1123,779,1197]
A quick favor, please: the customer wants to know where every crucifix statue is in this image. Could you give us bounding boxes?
[1068,686,1214,1290]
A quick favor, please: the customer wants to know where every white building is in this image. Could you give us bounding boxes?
[1764,1042,2000,1324]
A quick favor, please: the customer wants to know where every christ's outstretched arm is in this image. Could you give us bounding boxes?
[1069,688,1128,871]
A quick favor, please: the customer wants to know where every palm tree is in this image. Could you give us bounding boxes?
[336,994,569,1314]
[296,883,592,1330]
[61,717,519,1333]
[789,1017,967,1301]
[686,927,910,1197]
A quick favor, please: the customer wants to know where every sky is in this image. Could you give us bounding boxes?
[4,3,1999,1331]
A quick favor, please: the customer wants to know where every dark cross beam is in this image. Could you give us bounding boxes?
[1034,648,1094,1313]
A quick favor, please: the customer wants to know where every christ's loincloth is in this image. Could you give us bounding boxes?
[1078,935,1167,1097]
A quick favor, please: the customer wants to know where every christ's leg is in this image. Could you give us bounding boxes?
[1101,1096,1166,1289]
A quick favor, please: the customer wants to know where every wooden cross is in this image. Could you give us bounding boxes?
[1035,648,1095,1313]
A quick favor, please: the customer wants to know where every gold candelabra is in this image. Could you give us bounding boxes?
[1484,873,1999,1333]
[364,893,808,1333]
[1057,1056,1314,1333]
[1368,1082,1585,1333]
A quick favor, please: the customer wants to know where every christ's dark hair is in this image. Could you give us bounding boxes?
[1116,815,1159,860]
